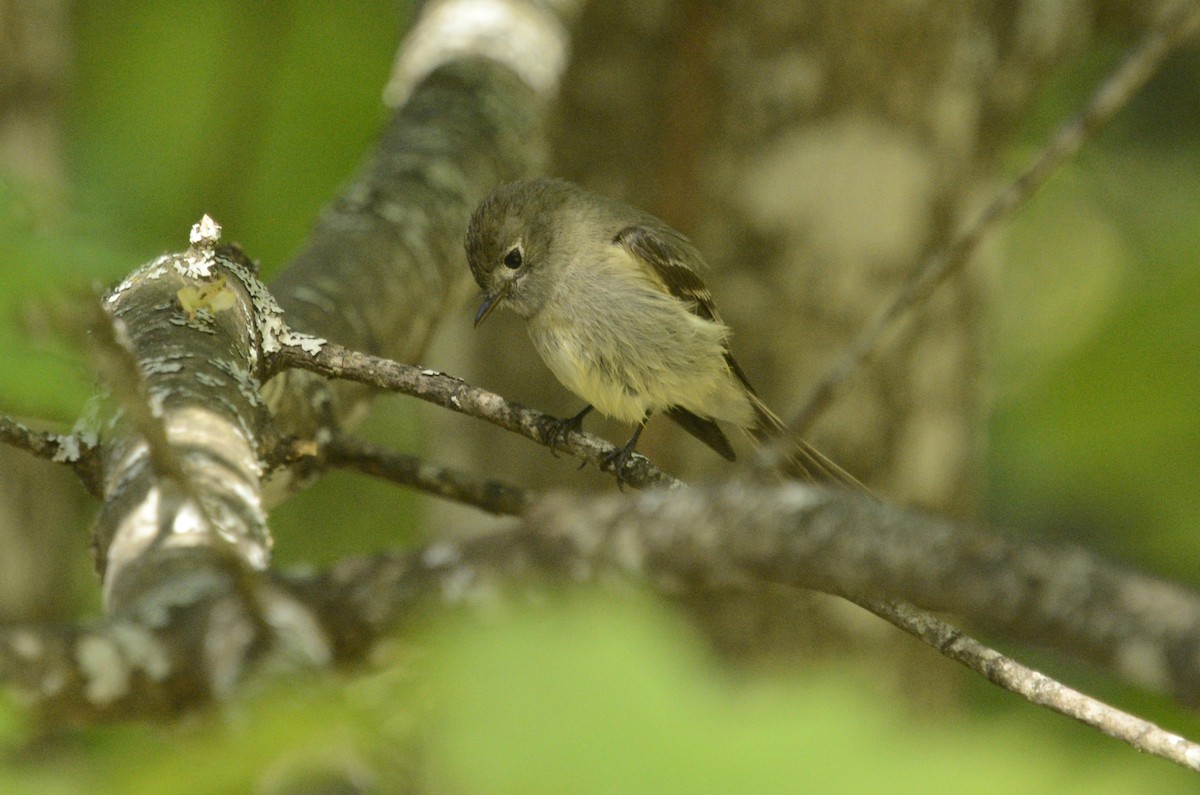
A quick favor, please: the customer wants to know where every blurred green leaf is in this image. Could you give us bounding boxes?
[417,593,1197,794]
[4,596,1193,792]
[68,2,400,272]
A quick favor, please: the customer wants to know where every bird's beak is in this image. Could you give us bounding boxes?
[474,281,512,328]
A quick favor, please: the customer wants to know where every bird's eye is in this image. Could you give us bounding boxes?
[503,246,523,269]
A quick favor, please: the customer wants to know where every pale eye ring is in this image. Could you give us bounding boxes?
[503,245,523,269]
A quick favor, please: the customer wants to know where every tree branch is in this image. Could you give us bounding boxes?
[298,486,1200,772]
[0,0,583,724]
[7,448,1200,775]
[856,597,1200,772]
[4,3,1197,782]
[325,435,533,516]
[269,340,684,491]
[518,481,1200,706]
[0,415,101,496]
[264,3,572,455]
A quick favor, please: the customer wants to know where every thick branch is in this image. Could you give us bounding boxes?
[0,0,582,724]
[0,557,329,723]
[297,487,1200,771]
[92,229,275,611]
[258,2,576,503]
[8,466,1200,775]
[516,482,1200,705]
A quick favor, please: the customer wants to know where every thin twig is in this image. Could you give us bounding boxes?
[858,596,1200,772]
[0,415,66,461]
[779,0,1200,445]
[326,435,534,516]
[0,415,103,496]
[270,341,683,491]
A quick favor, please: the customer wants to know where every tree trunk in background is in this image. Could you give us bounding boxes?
[471,0,1108,507]
[0,0,87,620]
[451,0,1128,674]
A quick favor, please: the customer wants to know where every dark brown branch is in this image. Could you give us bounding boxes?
[325,435,533,516]
[269,341,683,491]
[316,418,1200,765]
[779,0,1200,445]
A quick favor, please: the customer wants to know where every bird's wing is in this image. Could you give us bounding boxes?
[615,224,744,460]
[615,224,764,388]
[615,224,866,491]
[613,225,722,323]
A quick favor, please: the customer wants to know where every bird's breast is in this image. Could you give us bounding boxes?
[526,308,652,425]
[525,263,750,427]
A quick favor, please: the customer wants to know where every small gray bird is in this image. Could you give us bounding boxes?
[465,177,854,485]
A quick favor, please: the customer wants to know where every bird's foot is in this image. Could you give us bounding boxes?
[545,405,593,459]
[599,447,636,490]
[599,422,646,491]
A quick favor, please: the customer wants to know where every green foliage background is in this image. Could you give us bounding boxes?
[0,5,1197,792]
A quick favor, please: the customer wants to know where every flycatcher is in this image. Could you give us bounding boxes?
[466,177,855,486]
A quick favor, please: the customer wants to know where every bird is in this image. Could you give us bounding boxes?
[465,177,857,487]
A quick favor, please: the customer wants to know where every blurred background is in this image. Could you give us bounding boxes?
[0,2,1198,792]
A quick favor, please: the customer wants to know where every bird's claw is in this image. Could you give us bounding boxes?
[599,421,647,491]
[545,417,581,458]
[545,406,592,458]
[600,444,638,491]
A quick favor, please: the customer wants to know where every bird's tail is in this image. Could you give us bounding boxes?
[745,391,866,491]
